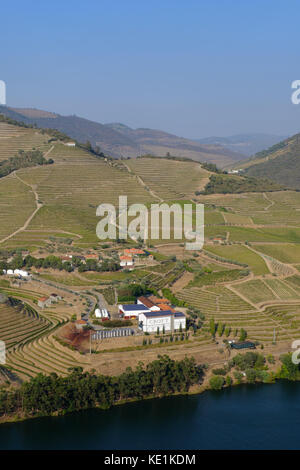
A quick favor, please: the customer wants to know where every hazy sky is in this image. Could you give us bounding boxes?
[1,0,300,138]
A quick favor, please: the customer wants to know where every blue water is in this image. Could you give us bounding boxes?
[0,381,300,449]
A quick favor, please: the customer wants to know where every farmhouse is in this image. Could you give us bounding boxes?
[60,255,73,263]
[85,254,99,260]
[119,255,134,267]
[50,293,62,302]
[38,296,51,309]
[124,248,145,256]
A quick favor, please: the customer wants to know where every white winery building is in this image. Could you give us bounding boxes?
[138,310,186,334]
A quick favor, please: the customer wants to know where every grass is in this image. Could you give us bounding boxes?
[254,244,300,264]
[188,269,248,287]
[205,245,269,275]
[126,157,210,200]
[233,279,278,304]
[0,123,50,161]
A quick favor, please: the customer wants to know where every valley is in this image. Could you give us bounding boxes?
[0,117,300,390]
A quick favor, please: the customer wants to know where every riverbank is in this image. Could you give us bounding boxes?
[1,380,300,450]
[0,349,297,426]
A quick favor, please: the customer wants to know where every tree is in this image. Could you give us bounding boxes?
[225,326,231,337]
[209,375,224,390]
[209,318,216,337]
[245,368,257,383]
[217,322,225,337]
[239,328,247,341]
[233,371,243,384]
[226,376,232,386]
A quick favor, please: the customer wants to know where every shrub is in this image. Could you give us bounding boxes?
[209,375,225,390]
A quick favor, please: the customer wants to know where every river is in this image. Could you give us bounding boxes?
[0,381,300,449]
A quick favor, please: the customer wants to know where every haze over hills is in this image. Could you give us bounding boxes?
[0,105,244,167]
[233,133,300,190]
[196,133,287,157]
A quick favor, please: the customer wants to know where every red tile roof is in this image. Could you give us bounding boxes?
[157,303,176,312]
[124,248,145,255]
[138,296,155,308]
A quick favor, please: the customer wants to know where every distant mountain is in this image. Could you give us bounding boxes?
[196,133,287,157]
[0,106,244,166]
[235,133,300,189]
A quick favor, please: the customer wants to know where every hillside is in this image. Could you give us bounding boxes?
[0,106,243,166]
[1,118,300,385]
[197,133,287,157]
[236,133,300,189]
[105,122,244,165]
[200,173,286,195]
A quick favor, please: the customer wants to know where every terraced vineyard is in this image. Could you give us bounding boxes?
[177,286,254,315]
[0,295,89,381]
[0,300,49,350]
[0,122,50,161]
[233,279,278,304]
[2,120,300,380]
[264,278,300,299]
[205,245,269,275]
[126,157,210,200]
[0,174,36,241]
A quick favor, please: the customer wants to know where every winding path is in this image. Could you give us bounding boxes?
[0,172,43,244]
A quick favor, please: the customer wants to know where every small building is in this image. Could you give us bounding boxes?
[124,248,145,256]
[38,296,52,309]
[60,255,73,263]
[119,303,150,319]
[75,319,87,331]
[230,341,256,350]
[95,308,102,318]
[120,256,134,267]
[13,269,29,279]
[85,254,99,261]
[65,142,76,147]
[49,293,62,302]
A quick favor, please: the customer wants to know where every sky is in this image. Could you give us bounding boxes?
[1,0,300,138]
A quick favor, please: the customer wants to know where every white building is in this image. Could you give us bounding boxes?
[119,304,150,319]
[138,311,186,333]
[119,256,134,267]
[65,142,76,147]
[95,308,109,319]
[3,269,29,278]
[50,293,62,302]
[95,308,102,318]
